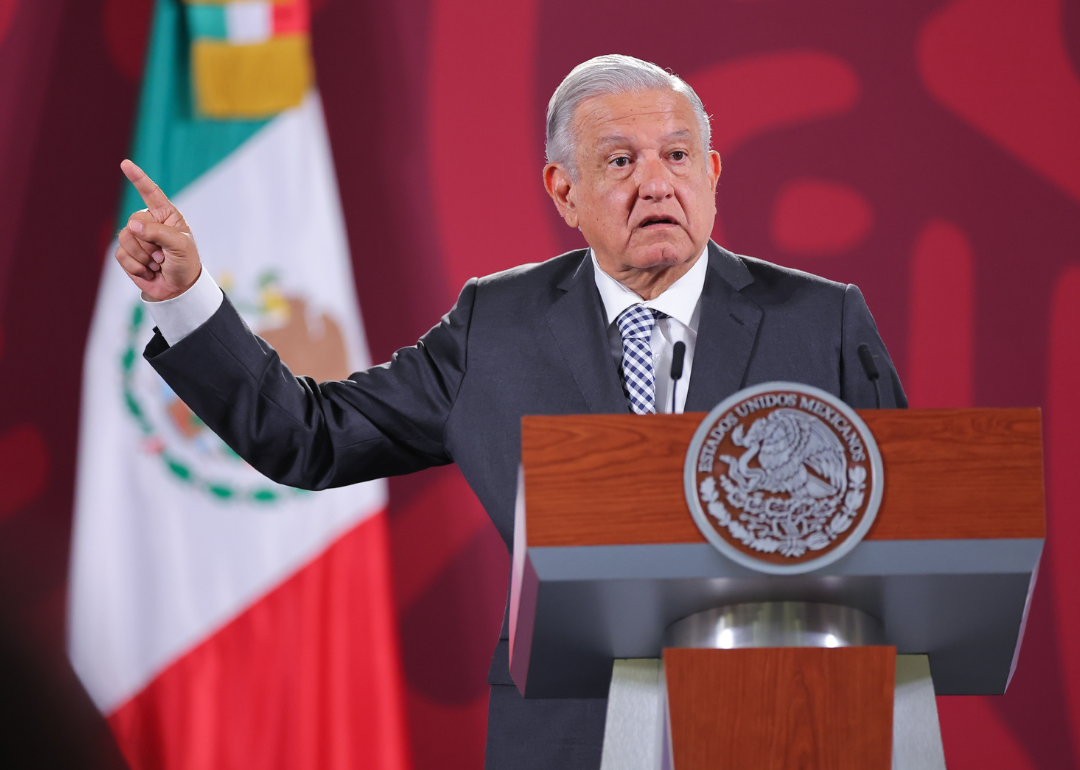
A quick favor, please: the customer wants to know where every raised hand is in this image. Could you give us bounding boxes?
[115,159,203,301]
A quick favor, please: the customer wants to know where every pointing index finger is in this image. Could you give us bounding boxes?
[121,159,172,210]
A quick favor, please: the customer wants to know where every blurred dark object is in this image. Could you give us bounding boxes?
[0,602,129,769]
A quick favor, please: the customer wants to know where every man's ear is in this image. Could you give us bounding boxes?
[707,150,722,193]
[543,163,578,228]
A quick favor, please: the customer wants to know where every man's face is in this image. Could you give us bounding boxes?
[546,89,721,278]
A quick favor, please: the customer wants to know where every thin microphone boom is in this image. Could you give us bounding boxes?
[670,341,686,414]
[856,343,882,409]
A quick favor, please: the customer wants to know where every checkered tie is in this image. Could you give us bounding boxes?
[617,304,664,415]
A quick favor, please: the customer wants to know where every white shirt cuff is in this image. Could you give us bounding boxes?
[142,267,224,346]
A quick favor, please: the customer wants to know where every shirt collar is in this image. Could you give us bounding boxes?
[590,246,708,331]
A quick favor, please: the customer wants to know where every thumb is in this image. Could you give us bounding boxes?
[128,219,192,256]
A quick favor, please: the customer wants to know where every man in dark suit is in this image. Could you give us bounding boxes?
[114,55,904,769]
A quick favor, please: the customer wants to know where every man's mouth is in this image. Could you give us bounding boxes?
[638,216,678,228]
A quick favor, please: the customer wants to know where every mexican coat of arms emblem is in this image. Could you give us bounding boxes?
[684,382,883,574]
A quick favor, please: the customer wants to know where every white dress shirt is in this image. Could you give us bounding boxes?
[142,267,225,346]
[145,247,710,414]
[590,247,706,414]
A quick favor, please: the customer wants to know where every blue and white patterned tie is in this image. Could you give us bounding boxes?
[617,304,664,415]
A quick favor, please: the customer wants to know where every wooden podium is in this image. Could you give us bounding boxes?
[509,409,1045,769]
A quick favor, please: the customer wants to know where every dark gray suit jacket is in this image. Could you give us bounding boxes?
[145,241,905,769]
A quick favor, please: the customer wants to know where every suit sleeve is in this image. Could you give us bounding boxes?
[839,284,908,409]
[143,279,479,490]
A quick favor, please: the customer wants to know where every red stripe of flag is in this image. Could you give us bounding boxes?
[107,510,411,770]
[273,0,310,36]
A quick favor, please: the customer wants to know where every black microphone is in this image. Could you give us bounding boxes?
[857,343,882,409]
[670,341,686,413]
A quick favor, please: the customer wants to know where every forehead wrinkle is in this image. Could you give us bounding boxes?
[582,106,682,129]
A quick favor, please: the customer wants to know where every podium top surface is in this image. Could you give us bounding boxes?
[521,408,1045,547]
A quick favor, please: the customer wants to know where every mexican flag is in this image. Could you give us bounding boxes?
[68,1,411,768]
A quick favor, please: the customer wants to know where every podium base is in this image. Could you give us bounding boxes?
[893,655,947,770]
[598,659,666,770]
[599,653,946,770]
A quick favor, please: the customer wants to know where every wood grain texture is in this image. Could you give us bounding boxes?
[521,409,1045,547]
[664,647,895,770]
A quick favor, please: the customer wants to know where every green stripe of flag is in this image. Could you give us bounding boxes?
[186,4,228,41]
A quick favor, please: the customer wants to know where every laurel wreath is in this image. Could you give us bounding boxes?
[699,465,867,559]
[122,301,306,505]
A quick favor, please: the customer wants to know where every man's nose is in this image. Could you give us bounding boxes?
[636,156,674,200]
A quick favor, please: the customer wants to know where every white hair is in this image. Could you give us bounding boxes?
[545,54,712,177]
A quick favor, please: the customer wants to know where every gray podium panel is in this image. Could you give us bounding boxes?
[510,538,1041,698]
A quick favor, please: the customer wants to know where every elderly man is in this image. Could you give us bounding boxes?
[115,55,905,769]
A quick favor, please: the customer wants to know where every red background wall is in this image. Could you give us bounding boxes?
[0,0,1078,767]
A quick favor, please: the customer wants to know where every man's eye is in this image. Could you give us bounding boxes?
[611,157,630,168]
[670,151,687,161]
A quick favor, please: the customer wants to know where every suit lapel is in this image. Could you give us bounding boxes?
[685,242,763,412]
[545,252,628,413]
